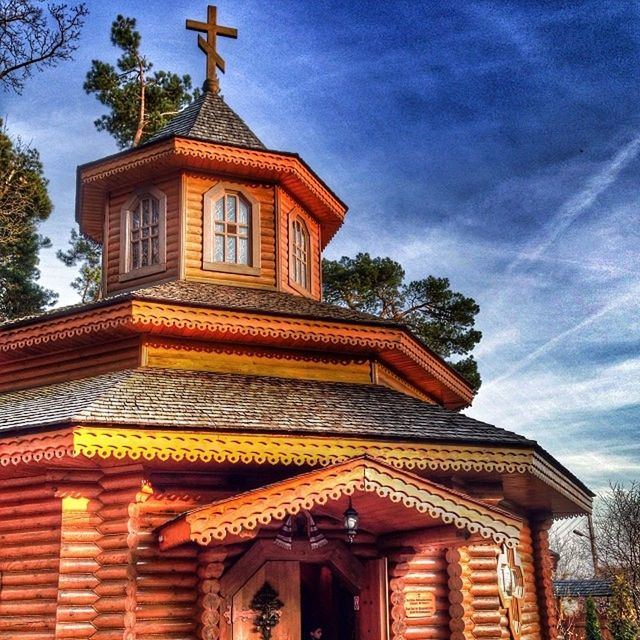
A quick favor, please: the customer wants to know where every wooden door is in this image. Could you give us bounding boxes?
[232,560,301,640]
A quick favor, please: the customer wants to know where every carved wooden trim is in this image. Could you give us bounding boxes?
[73,426,533,472]
[0,429,74,467]
[129,300,473,405]
[158,458,521,550]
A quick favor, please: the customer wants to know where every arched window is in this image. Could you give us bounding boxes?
[120,187,166,279]
[290,217,310,290]
[203,184,260,274]
[212,193,252,265]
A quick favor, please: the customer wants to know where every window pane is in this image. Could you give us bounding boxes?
[142,199,150,226]
[239,199,249,224]
[151,198,159,224]
[215,223,225,233]
[151,237,159,264]
[142,226,149,238]
[132,243,140,269]
[132,207,140,229]
[142,240,149,266]
[239,237,248,264]
[215,197,224,221]
[215,235,224,262]
[227,195,237,222]
[226,236,236,262]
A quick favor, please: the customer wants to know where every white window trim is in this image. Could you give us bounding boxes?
[202,182,261,276]
[119,186,167,282]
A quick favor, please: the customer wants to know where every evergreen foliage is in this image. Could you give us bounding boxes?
[322,252,482,390]
[0,121,57,321]
[608,576,639,640]
[586,597,603,640]
[84,15,199,148]
[56,229,102,303]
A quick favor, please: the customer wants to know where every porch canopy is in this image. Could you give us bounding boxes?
[158,456,522,550]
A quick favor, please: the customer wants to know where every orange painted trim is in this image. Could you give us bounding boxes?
[157,456,522,550]
[77,138,347,247]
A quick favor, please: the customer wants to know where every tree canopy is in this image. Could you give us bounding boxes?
[0,121,57,321]
[84,15,199,148]
[56,229,102,303]
[0,0,87,93]
[322,253,482,389]
[596,482,640,621]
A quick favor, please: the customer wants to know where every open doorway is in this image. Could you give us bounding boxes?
[300,563,357,640]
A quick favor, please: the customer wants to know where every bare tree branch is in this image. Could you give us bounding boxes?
[0,1,88,93]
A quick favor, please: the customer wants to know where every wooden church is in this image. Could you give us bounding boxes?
[0,7,592,640]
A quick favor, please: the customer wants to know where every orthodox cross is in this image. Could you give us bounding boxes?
[186,5,238,92]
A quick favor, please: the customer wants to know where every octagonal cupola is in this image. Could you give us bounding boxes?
[76,6,347,301]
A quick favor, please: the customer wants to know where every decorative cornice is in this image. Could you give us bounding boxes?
[131,301,473,406]
[160,458,521,549]
[0,429,74,467]
[0,302,133,356]
[73,427,533,473]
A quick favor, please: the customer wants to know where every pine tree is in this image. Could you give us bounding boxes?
[56,229,102,303]
[322,253,482,389]
[84,15,199,148]
[0,121,57,321]
[586,597,603,640]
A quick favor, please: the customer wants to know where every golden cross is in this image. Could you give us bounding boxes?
[186,5,238,91]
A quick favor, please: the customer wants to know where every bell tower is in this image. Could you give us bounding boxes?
[76,5,347,301]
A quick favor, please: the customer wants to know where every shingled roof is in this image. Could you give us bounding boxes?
[554,579,612,598]
[1,281,398,330]
[144,89,265,149]
[0,368,530,445]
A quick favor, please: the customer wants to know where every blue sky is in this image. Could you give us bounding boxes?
[1,0,639,492]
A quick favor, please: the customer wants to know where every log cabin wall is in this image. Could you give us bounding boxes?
[277,188,322,300]
[388,546,450,640]
[0,474,62,639]
[105,175,182,296]
[519,525,542,640]
[183,173,277,290]
[0,338,141,393]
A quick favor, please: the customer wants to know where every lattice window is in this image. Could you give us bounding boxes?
[120,188,166,280]
[213,193,252,265]
[290,217,310,289]
[129,194,160,269]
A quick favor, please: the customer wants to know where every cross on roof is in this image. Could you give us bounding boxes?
[186,5,238,92]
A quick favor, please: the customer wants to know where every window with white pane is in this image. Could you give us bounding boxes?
[290,217,310,290]
[119,187,167,280]
[212,193,252,265]
[203,184,260,274]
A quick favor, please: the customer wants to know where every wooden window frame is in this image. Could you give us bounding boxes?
[289,215,311,293]
[202,183,261,276]
[119,186,167,282]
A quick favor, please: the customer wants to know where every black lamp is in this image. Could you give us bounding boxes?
[343,497,358,543]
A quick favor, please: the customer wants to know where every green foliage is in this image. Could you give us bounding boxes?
[0,1,88,93]
[322,253,482,390]
[0,120,57,321]
[56,229,102,303]
[586,597,603,640]
[608,576,639,640]
[84,15,199,148]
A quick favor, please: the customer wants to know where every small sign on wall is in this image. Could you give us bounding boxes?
[404,590,436,618]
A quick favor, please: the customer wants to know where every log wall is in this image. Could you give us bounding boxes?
[105,175,181,295]
[388,547,450,640]
[0,475,62,639]
[183,174,277,290]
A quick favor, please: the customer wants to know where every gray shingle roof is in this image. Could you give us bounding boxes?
[1,281,398,330]
[0,368,531,445]
[144,90,265,149]
[554,579,612,598]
